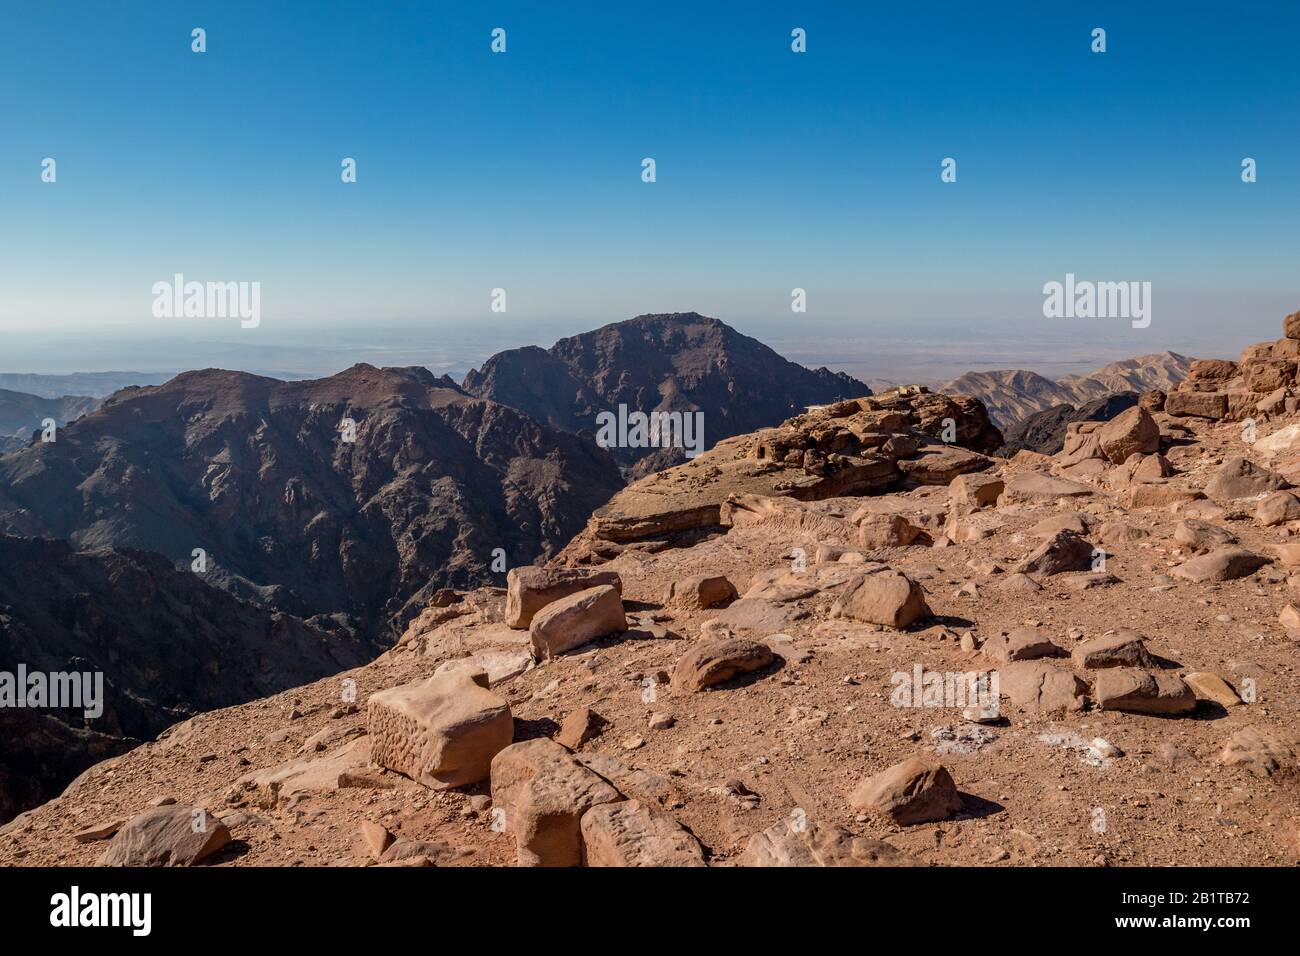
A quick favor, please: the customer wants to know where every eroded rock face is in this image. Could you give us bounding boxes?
[367,670,512,790]
[557,385,1000,562]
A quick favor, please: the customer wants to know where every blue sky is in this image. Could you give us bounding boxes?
[1,1,1297,374]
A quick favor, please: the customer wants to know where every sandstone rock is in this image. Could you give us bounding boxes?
[1139,389,1166,412]
[896,443,991,485]
[73,820,123,844]
[1220,725,1298,777]
[1127,483,1203,508]
[556,707,608,750]
[1029,513,1090,538]
[529,584,627,660]
[999,473,1093,505]
[489,738,622,866]
[1243,358,1295,393]
[1166,389,1228,420]
[1174,519,1237,553]
[1187,358,1239,384]
[579,800,705,867]
[505,567,623,628]
[1097,407,1160,464]
[101,805,231,867]
[838,570,931,628]
[850,757,962,825]
[1256,490,1300,526]
[1014,531,1096,576]
[999,660,1088,713]
[1285,309,1300,340]
[996,572,1043,593]
[673,638,775,692]
[360,820,395,860]
[1204,456,1288,500]
[1255,423,1300,456]
[367,670,512,791]
[741,819,918,867]
[663,574,737,609]
[1072,630,1154,669]
[857,513,922,549]
[379,839,458,865]
[1183,672,1241,708]
[949,472,1005,508]
[1093,669,1196,714]
[981,628,1064,663]
[1171,547,1269,583]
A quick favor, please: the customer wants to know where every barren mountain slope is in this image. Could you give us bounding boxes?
[0,364,623,640]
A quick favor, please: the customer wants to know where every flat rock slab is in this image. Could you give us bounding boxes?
[580,800,705,867]
[101,805,231,867]
[981,627,1064,663]
[999,660,1089,713]
[741,819,919,867]
[1172,547,1269,583]
[1072,630,1155,669]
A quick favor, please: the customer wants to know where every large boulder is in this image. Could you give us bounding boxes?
[101,805,231,867]
[1014,531,1096,576]
[505,567,622,628]
[850,757,962,825]
[367,669,512,790]
[1093,669,1196,714]
[673,638,775,692]
[1204,456,1288,500]
[1096,406,1160,464]
[1165,389,1228,420]
[838,570,931,628]
[528,584,627,659]
[489,739,622,866]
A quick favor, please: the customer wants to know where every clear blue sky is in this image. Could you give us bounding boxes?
[1,1,1296,361]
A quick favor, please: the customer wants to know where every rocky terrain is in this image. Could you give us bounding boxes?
[0,535,372,823]
[0,364,623,640]
[6,312,1300,867]
[998,393,1139,457]
[0,388,99,453]
[463,313,870,476]
[944,352,1190,431]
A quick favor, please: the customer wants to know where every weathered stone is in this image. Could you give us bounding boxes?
[1171,547,1270,583]
[673,638,775,692]
[1014,531,1096,576]
[1093,669,1196,714]
[367,669,512,790]
[741,819,919,867]
[850,757,962,825]
[489,738,622,866]
[999,660,1088,713]
[839,570,931,628]
[1183,672,1241,708]
[949,472,1005,508]
[556,707,608,750]
[857,513,922,549]
[1072,630,1154,669]
[73,820,124,844]
[505,567,622,628]
[1220,725,1298,777]
[579,800,705,867]
[663,574,737,609]
[1204,456,1288,500]
[1174,519,1237,553]
[1165,389,1228,420]
[981,628,1064,663]
[529,584,627,659]
[1256,490,1300,526]
[101,805,231,867]
[1097,407,1160,464]
[359,820,394,860]
[999,473,1093,505]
